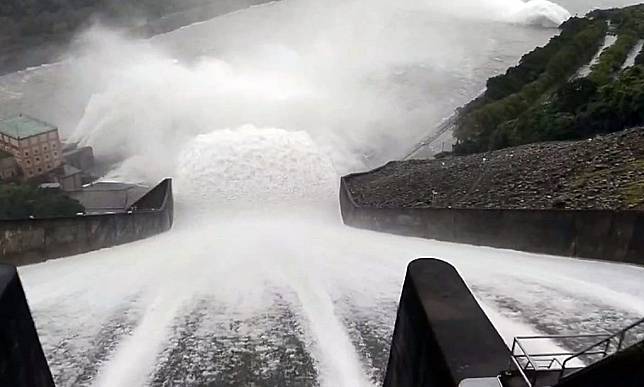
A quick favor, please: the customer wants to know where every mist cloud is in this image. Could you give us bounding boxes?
[68,0,571,202]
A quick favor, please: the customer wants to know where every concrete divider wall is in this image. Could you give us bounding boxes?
[384,259,509,387]
[340,178,644,265]
[0,264,54,387]
[0,178,174,266]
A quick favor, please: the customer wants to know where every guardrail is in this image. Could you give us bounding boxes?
[504,317,644,387]
[508,334,610,387]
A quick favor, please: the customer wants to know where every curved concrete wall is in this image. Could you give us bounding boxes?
[0,179,174,266]
[340,178,644,265]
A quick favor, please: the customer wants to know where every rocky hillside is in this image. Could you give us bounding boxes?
[345,128,644,210]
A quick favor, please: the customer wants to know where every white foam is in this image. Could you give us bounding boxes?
[175,125,338,210]
[21,215,644,385]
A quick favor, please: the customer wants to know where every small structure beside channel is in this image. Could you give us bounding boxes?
[0,115,175,266]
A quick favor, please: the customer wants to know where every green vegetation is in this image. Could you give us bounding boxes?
[0,184,84,220]
[621,159,644,208]
[622,181,644,208]
[454,4,644,155]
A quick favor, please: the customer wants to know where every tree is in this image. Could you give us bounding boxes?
[0,184,85,219]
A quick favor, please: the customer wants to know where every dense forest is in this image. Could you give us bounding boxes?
[453,4,644,155]
[0,184,84,219]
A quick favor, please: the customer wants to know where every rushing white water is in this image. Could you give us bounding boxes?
[20,212,644,386]
[10,0,644,386]
[623,39,644,69]
[575,31,618,79]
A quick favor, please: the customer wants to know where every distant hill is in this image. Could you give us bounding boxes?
[0,0,267,74]
[453,4,644,155]
[0,0,203,39]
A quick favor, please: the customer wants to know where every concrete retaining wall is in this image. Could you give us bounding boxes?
[0,178,174,266]
[341,178,644,265]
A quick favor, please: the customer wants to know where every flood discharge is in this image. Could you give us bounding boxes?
[12,0,644,386]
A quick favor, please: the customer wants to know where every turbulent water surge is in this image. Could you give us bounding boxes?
[7,0,644,386]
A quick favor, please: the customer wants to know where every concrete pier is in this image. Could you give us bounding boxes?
[384,259,509,387]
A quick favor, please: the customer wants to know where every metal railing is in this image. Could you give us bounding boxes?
[509,334,610,387]
[507,317,644,387]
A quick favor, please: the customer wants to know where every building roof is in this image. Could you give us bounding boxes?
[68,182,149,214]
[0,115,57,140]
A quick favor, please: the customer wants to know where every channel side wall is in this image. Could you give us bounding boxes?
[341,177,643,265]
[0,178,174,266]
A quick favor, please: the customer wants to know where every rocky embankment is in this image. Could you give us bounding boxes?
[345,128,644,210]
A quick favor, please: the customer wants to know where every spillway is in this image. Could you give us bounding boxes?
[19,209,644,386]
[4,0,644,386]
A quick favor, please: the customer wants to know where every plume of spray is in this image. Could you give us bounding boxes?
[69,0,571,189]
[507,0,571,26]
[426,0,570,27]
